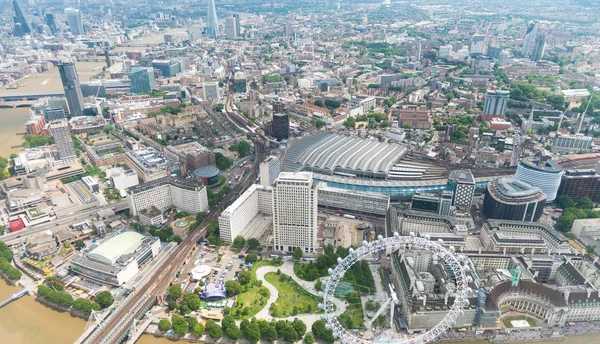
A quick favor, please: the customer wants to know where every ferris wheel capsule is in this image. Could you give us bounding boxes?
[349,247,355,254]
[337,257,343,264]
[393,231,399,237]
[328,268,333,275]
[318,302,323,310]
[362,240,369,246]
[377,235,384,241]
[319,291,324,297]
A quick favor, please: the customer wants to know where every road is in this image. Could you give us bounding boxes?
[85,101,267,343]
[1,201,129,246]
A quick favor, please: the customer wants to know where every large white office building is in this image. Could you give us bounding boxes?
[273,172,318,253]
[218,184,273,243]
[260,155,281,187]
[127,177,209,217]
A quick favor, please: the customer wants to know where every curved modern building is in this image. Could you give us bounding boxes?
[483,177,546,222]
[515,159,563,203]
[194,166,220,186]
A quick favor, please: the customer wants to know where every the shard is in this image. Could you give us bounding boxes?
[12,0,31,36]
[207,0,220,39]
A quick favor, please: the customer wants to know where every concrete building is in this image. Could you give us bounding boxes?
[522,21,546,61]
[203,82,220,100]
[224,15,239,39]
[110,168,139,193]
[130,67,156,94]
[125,147,175,182]
[349,96,376,113]
[393,209,455,235]
[439,190,453,216]
[483,91,509,120]
[64,8,84,35]
[480,219,570,255]
[58,62,85,116]
[411,193,440,213]
[483,177,546,222]
[558,169,600,202]
[317,184,390,217]
[515,159,563,203]
[260,156,281,187]
[553,134,593,153]
[151,60,180,78]
[571,218,600,237]
[25,114,46,136]
[218,184,273,243]
[44,107,67,121]
[470,34,487,55]
[70,231,160,286]
[127,177,209,217]
[447,169,475,208]
[273,172,318,253]
[49,120,76,162]
[82,176,99,193]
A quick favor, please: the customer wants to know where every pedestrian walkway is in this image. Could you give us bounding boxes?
[251,261,347,328]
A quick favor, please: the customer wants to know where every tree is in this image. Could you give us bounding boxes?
[366,300,381,311]
[315,119,327,128]
[314,100,324,107]
[312,320,335,343]
[292,319,307,337]
[586,245,596,254]
[167,284,182,300]
[222,314,236,331]
[72,298,100,314]
[280,324,299,342]
[167,300,177,311]
[225,280,242,296]
[206,320,223,339]
[245,253,258,263]
[247,238,260,250]
[293,247,303,260]
[181,293,201,311]
[238,270,251,285]
[304,332,315,344]
[158,319,172,332]
[343,117,356,129]
[315,279,322,291]
[45,276,65,292]
[243,322,261,343]
[577,197,594,210]
[172,315,189,336]
[556,195,575,209]
[6,268,21,281]
[237,140,251,157]
[225,321,242,340]
[233,235,246,249]
[94,291,113,309]
[546,94,566,110]
[193,323,205,337]
[262,324,278,342]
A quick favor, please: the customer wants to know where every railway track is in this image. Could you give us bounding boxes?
[88,122,267,344]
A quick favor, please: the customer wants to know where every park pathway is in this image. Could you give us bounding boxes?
[251,261,347,328]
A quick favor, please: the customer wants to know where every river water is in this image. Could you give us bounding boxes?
[0,61,104,157]
[0,278,85,343]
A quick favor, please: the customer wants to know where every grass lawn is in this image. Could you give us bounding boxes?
[231,285,270,319]
[264,272,321,317]
[503,316,537,328]
[337,294,364,330]
[229,258,282,320]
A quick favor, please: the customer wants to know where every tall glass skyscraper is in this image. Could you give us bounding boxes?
[130,67,156,94]
[65,8,84,35]
[12,0,31,36]
[207,0,220,39]
[58,62,85,117]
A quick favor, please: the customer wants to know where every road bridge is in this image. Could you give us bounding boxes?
[0,92,65,101]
